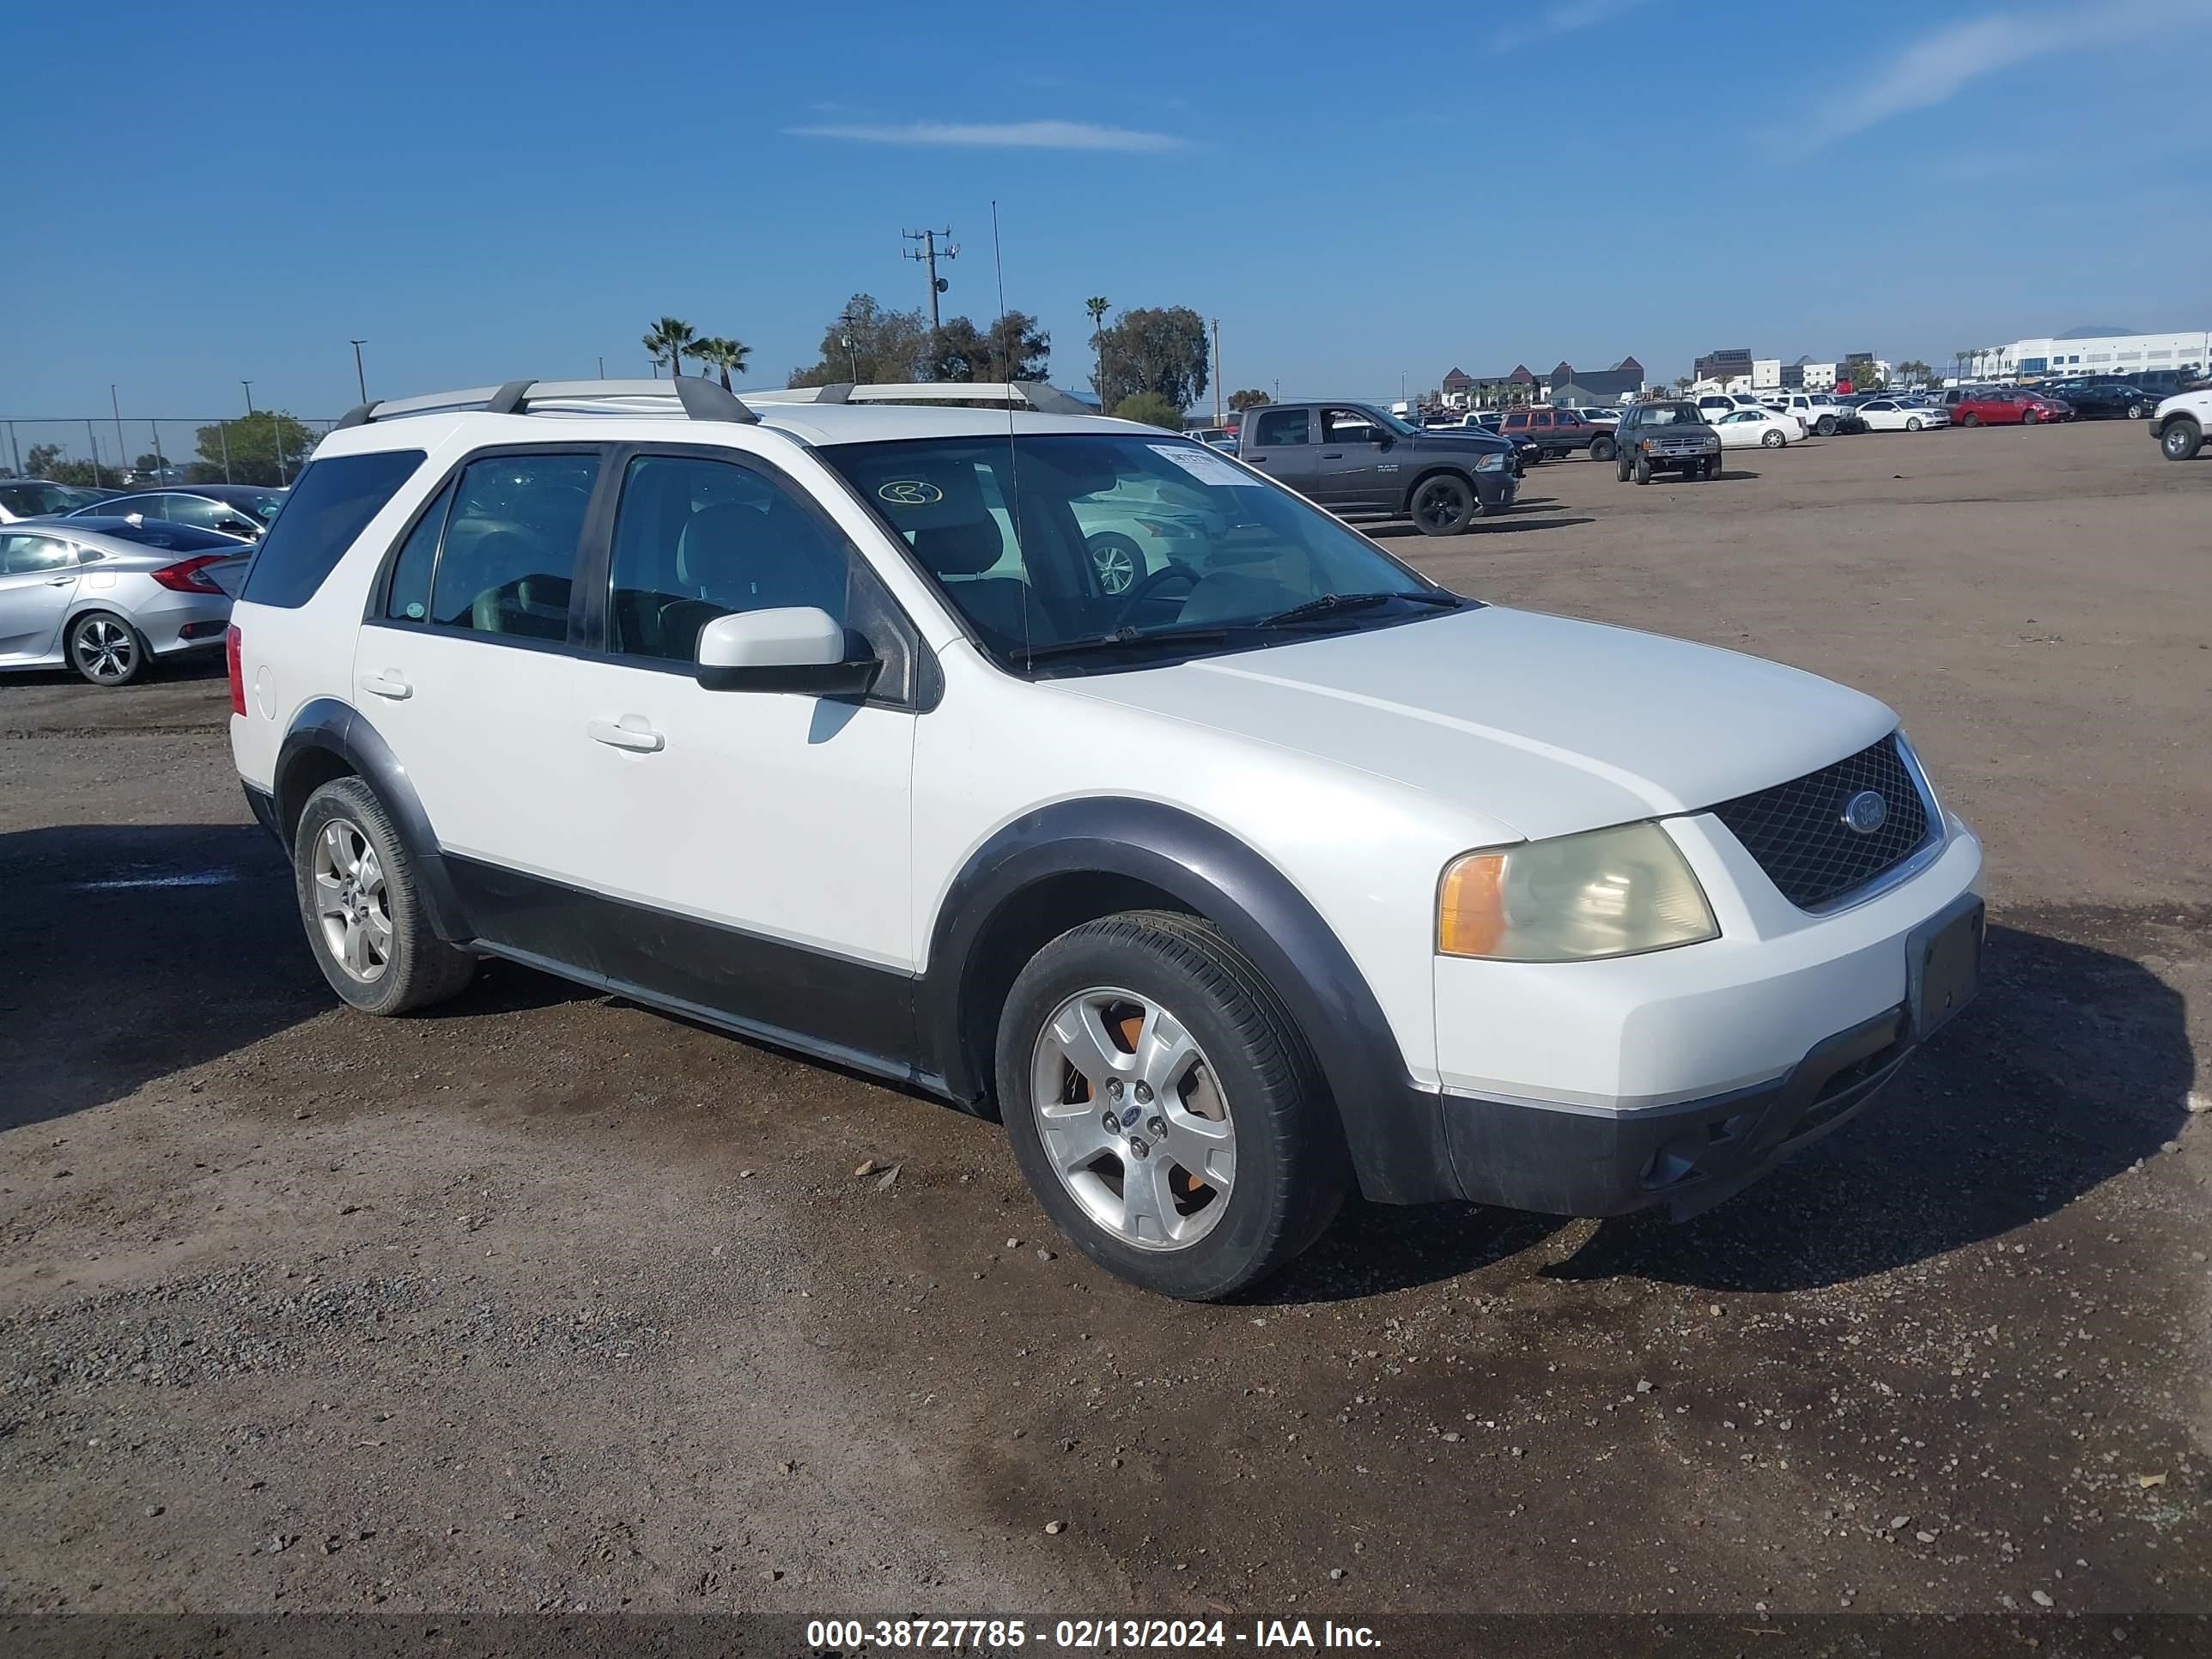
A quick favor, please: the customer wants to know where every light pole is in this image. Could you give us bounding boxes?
[349,339,368,403]
[598,356,606,379]
[110,386,126,479]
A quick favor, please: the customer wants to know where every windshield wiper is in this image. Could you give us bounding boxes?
[1015,624,1234,666]
[1255,590,1459,629]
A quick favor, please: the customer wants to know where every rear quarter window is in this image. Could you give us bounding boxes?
[240,449,426,609]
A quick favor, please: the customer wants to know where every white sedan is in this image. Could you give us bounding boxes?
[1713,407,1798,449]
[1857,398,1950,433]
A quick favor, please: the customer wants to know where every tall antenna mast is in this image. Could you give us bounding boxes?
[901,227,958,333]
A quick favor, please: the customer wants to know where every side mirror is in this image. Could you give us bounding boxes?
[695,606,881,697]
[1368,428,1390,445]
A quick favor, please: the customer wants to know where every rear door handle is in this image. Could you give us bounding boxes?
[360,672,412,700]
[587,715,664,754]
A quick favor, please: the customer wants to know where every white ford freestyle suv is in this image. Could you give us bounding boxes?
[226,377,1984,1300]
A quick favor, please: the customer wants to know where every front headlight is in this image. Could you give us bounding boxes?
[1474,452,1505,472]
[1437,822,1718,962]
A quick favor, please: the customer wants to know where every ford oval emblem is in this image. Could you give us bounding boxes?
[877,479,943,506]
[1842,789,1888,835]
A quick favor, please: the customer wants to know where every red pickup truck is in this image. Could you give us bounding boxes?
[1498,405,1619,462]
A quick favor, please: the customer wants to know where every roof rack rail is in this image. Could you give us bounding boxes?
[741,381,1097,416]
[333,377,758,431]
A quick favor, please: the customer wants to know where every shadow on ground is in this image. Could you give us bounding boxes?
[1263,915,2193,1301]
[0,823,583,1134]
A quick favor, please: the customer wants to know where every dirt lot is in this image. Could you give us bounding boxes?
[3,420,2207,1626]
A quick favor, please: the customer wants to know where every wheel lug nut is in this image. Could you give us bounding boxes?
[1100,1111,1119,1135]
[1106,1079,1123,1100]
[1146,1116,1166,1139]
[1128,1137,1150,1159]
[1134,1082,1153,1104]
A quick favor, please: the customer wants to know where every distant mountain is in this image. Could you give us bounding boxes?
[2055,324,2142,339]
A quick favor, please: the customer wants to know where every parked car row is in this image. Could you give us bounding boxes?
[0,517,248,685]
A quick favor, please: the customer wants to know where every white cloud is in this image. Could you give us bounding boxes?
[1489,0,1645,55]
[785,119,1188,152]
[1791,0,2212,152]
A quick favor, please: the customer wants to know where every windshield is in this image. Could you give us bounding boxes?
[0,482,89,516]
[819,433,1468,676]
[1637,404,1707,426]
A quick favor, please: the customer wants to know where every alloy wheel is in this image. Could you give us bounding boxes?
[71,617,137,684]
[311,817,394,983]
[1030,987,1236,1251]
[1090,540,1136,595]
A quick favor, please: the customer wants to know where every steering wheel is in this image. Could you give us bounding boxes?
[1108,562,1200,629]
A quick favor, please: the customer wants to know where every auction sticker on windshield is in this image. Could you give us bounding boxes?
[1148,444,1252,488]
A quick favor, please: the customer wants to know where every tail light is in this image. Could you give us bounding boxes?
[150,554,228,594]
[225,625,246,716]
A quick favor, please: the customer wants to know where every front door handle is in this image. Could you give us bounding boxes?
[1322,450,1345,459]
[587,715,664,754]
[360,672,412,700]
[46,575,76,586]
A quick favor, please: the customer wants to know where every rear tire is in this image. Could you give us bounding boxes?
[1086,534,1141,596]
[2161,418,2203,461]
[1590,435,1616,462]
[293,778,478,1016]
[67,611,148,687]
[997,911,1346,1301]
[1959,411,1979,428]
[1760,428,1784,448]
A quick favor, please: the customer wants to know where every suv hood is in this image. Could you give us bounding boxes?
[1058,606,1896,842]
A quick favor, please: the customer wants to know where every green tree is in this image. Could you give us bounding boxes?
[1111,391,1183,430]
[1227,388,1271,412]
[925,311,1050,382]
[1095,305,1209,413]
[642,316,698,378]
[1084,296,1110,404]
[192,411,315,486]
[684,336,752,390]
[788,294,931,386]
[25,442,102,487]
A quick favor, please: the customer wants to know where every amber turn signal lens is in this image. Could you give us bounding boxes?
[1437,851,1507,958]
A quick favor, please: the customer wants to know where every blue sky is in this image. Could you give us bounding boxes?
[8,0,2209,438]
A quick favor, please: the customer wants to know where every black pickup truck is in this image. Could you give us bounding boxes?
[1239,401,1516,535]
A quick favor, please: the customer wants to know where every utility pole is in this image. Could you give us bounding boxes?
[350,339,368,403]
[110,386,126,478]
[836,307,863,382]
[902,227,958,334]
[598,356,606,379]
[4,421,21,477]
[1085,296,1110,410]
[1211,317,1223,426]
[85,420,102,488]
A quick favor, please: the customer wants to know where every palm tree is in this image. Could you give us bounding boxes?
[642,317,697,379]
[684,336,751,391]
[1085,295,1110,405]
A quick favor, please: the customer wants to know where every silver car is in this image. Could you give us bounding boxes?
[0,517,246,686]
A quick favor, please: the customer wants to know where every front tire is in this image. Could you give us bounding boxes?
[1815,416,1838,436]
[1905,416,1923,432]
[1409,472,1477,535]
[2022,407,2040,425]
[2125,402,2146,420]
[2161,418,2203,461]
[997,912,1346,1301]
[1959,411,1979,428]
[293,778,478,1016]
[67,611,147,686]
[1633,452,1653,485]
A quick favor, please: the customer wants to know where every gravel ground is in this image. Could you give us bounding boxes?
[1,419,2205,1625]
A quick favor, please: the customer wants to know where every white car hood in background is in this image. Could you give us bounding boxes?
[1060,606,1897,842]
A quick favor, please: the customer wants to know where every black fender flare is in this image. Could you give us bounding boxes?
[921,798,1452,1204]
[275,698,472,944]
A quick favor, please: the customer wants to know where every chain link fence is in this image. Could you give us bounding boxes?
[0,415,343,490]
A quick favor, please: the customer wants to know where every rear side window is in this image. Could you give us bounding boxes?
[241,449,424,609]
[428,453,599,640]
[383,480,454,622]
